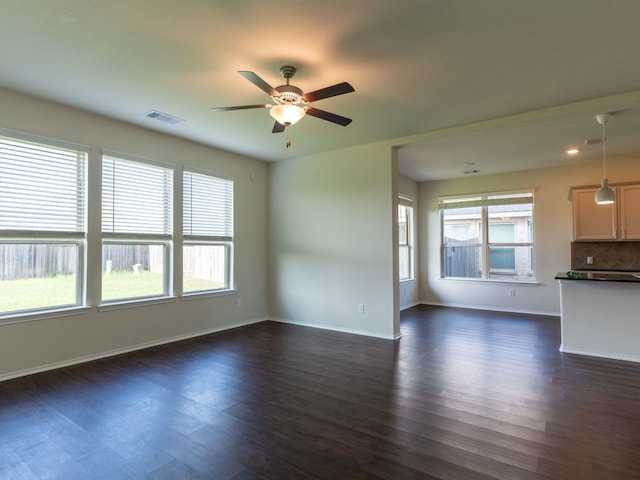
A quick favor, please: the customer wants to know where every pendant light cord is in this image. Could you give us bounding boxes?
[601,120,606,178]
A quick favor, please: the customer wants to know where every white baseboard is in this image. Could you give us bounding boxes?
[559,345,640,364]
[0,317,268,383]
[269,317,400,340]
[418,301,560,318]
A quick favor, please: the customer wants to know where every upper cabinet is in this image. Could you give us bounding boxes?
[573,187,616,240]
[619,184,640,240]
[573,184,640,241]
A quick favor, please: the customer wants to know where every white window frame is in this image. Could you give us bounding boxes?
[101,153,174,305]
[0,130,88,320]
[182,168,234,296]
[440,190,535,283]
[398,196,415,281]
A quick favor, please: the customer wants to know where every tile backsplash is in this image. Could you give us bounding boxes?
[571,241,640,271]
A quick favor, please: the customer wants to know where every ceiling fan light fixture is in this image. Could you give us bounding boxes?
[269,104,306,126]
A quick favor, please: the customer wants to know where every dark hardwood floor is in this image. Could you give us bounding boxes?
[2,305,640,479]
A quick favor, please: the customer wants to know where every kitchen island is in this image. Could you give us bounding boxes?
[556,271,640,363]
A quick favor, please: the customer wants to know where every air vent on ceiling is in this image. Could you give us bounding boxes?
[144,110,185,125]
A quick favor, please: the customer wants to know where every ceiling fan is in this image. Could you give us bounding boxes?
[210,65,355,133]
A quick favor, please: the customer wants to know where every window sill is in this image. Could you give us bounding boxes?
[0,306,91,326]
[98,296,177,312]
[439,277,539,286]
[181,289,237,301]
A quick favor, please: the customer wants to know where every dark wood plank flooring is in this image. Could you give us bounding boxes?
[2,305,640,479]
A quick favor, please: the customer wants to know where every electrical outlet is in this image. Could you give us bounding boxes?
[357,303,365,314]
[587,256,593,265]
[236,298,242,308]
[508,288,516,297]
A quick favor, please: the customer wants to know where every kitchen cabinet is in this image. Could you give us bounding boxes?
[619,184,640,239]
[573,183,640,240]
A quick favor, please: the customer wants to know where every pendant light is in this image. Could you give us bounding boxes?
[594,113,615,205]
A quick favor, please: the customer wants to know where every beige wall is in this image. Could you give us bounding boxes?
[0,87,269,380]
[5,85,638,380]
[268,142,399,339]
[418,156,640,315]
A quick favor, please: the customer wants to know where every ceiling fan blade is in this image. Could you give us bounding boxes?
[210,104,269,111]
[303,82,355,103]
[305,107,352,126]
[272,121,285,133]
[238,71,278,96]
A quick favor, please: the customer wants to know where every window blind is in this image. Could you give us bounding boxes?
[183,170,233,240]
[439,191,533,210]
[0,135,86,233]
[102,155,173,235]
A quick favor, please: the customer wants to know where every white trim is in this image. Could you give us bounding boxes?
[420,301,560,317]
[559,345,640,364]
[183,165,235,183]
[98,296,177,311]
[438,277,540,286]
[0,306,91,326]
[269,316,399,340]
[102,149,175,169]
[398,195,414,207]
[0,317,268,382]
[180,288,236,300]
[0,126,90,152]
[439,189,534,208]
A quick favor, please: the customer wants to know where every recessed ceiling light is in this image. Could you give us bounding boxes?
[566,148,580,155]
[463,162,476,167]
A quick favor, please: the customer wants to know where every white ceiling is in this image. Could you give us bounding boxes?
[2,1,640,181]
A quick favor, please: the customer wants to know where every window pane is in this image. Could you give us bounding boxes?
[398,205,408,245]
[443,246,482,278]
[488,246,533,281]
[0,136,86,233]
[488,223,515,243]
[444,224,471,242]
[489,246,516,271]
[443,206,481,244]
[102,244,165,301]
[183,244,228,292]
[183,171,233,239]
[399,245,410,280]
[102,156,173,235]
[488,204,532,243]
[0,243,78,314]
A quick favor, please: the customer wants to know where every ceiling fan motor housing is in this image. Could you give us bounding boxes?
[274,84,305,105]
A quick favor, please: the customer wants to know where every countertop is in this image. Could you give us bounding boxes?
[555,271,640,282]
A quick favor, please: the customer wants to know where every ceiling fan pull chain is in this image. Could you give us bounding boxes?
[286,129,292,148]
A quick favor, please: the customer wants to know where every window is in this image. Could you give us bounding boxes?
[101,154,173,303]
[488,223,515,272]
[0,132,87,317]
[440,191,534,282]
[183,169,233,294]
[398,197,414,281]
